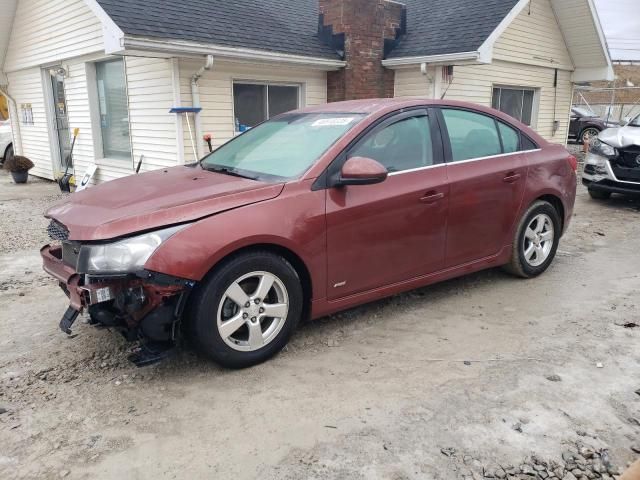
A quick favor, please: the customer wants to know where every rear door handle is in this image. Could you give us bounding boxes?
[503,172,522,183]
[420,191,445,204]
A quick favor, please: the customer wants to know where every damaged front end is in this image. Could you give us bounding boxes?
[41,220,195,365]
[583,121,640,196]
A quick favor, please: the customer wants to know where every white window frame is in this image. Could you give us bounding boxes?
[87,57,133,164]
[491,85,540,128]
[231,79,303,133]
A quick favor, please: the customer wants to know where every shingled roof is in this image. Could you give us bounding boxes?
[387,0,520,58]
[95,0,520,61]
[96,0,340,60]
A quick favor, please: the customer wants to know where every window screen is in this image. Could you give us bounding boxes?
[233,83,299,131]
[492,87,535,125]
[95,59,131,160]
[442,109,502,162]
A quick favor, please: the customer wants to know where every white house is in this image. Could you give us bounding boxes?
[0,0,612,184]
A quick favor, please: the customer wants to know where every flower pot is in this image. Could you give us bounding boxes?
[11,170,29,183]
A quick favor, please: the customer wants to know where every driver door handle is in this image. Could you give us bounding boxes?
[420,191,445,204]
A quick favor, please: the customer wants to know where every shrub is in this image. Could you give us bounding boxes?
[4,155,34,173]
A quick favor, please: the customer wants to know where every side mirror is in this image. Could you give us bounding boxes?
[336,156,388,186]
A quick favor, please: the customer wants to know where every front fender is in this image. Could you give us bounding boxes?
[144,181,327,300]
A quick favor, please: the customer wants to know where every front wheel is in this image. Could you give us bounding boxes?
[503,201,561,278]
[187,251,303,368]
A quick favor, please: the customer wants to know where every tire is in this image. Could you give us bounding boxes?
[588,189,611,200]
[503,200,562,279]
[580,127,600,145]
[187,251,303,368]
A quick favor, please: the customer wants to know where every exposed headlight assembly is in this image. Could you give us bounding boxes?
[588,138,616,158]
[585,139,616,179]
[77,224,188,274]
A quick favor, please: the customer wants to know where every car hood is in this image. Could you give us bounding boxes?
[599,125,640,148]
[46,166,285,241]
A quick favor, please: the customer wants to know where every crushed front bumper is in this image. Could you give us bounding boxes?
[41,244,195,340]
[582,152,640,196]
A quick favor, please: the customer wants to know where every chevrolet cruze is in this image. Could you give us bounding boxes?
[42,99,577,368]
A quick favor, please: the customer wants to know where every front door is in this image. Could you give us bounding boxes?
[49,71,71,170]
[438,108,528,267]
[326,110,449,300]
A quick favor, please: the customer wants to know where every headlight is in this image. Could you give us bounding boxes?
[588,138,616,158]
[77,224,188,274]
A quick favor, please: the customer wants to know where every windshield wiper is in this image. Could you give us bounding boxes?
[202,165,259,180]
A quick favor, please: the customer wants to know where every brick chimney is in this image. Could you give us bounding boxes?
[319,0,406,102]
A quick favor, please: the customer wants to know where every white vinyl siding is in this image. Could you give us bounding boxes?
[393,65,435,98]
[493,0,573,70]
[395,61,573,142]
[64,61,98,183]
[441,62,572,141]
[4,0,104,73]
[126,57,179,174]
[6,68,52,179]
[178,60,327,162]
[394,0,574,142]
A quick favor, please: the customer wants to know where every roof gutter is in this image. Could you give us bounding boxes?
[121,37,346,70]
[382,51,485,68]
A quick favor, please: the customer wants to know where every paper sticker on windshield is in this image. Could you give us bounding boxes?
[312,117,356,127]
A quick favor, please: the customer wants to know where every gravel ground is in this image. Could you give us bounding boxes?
[0,161,639,480]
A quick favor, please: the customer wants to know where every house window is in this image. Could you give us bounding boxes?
[233,82,300,132]
[95,59,131,159]
[492,87,535,126]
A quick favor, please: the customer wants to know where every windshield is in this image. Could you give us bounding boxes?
[572,107,596,117]
[201,113,365,180]
[628,114,640,127]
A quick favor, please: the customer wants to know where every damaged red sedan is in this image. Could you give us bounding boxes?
[41,99,577,368]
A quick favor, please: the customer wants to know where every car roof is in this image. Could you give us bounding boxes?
[297,98,549,145]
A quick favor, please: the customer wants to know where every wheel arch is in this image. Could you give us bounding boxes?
[201,243,314,322]
[535,194,565,232]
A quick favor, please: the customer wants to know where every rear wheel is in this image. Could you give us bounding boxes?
[187,251,303,368]
[504,201,561,278]
[588,189,611,200]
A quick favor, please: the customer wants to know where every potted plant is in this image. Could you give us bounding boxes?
[4,155,34,183]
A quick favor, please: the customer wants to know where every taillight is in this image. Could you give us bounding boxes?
[567,155,578,172]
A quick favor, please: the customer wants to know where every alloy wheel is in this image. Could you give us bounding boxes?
[523,213,555,267]
[216,271,289,352]
[581,128,599,144]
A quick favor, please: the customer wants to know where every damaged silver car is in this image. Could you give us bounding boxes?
[582,113,640,199]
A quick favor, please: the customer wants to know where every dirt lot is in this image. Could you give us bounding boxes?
[1,156,639,480]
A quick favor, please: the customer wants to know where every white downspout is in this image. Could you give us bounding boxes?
[0,85,22,155]
[191,55,214,160]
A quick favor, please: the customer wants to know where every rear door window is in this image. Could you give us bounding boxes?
[441,109,502,162]
[497,122,520,153]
